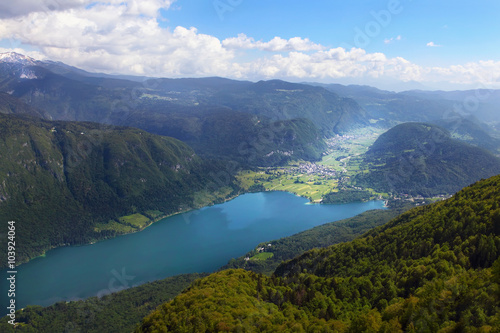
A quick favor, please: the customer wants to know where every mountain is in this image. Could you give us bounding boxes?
[123,105,327,166]
[0,52,39,69]
[135,174,500,332]
[315,83,500,152]
[0,53,371,165]
[403,89,500,124]
[0,113,239,267]
[353,122,500,196]
[0,57,115,122]
[435,116,500,154]
[0,92,47,118]
[316,83,459,125]
[207,80,368,135]
[318,82,500,126]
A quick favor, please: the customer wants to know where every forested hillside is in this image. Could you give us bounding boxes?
[0,93,46,118]
[0,114,239,267]
[207,80,367,135]
[136,174,500,332]
[354,122,500,196]
[124,105,327,166]
[222,207,409,276]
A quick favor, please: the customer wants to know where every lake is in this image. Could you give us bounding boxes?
[1,191,385,315]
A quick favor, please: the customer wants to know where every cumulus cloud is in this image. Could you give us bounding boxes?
[0,0,232,76]
[427,60,500,84]
[0,1,498,88]
[222,34,325,52]
[0,0,175,18]
[237,48,422,83]
[0,0,91,18]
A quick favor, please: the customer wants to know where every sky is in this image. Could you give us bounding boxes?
[0,0,499,91]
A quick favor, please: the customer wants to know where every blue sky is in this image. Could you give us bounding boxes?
[0,0,499,90]
[164,0,500,66]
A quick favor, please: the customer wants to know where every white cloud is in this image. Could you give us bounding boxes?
[0,1,233,76]
[0,1,498,89]
[0,0,92,18]
[222,34,325,52]
[236,48,422,83]
[427,60,500,85]
[426,41,442,47]
[0,0,175,19]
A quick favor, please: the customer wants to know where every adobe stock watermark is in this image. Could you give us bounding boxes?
[213,0,243,21]
[64,267,136,333]
[453,84,495,116]
[438,78,497,142]
[343,0,411,49]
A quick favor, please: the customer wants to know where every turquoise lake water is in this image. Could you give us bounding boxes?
[1,191,385,315]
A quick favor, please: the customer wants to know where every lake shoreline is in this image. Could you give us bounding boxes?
[5,189,247,270]
[2,193,386,314]
[6,187,380,270]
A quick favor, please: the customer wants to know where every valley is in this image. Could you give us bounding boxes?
[236,127,382,202]
[0,52,499,332]
[236,126,458,205]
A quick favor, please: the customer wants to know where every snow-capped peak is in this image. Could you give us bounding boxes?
[0,52,38,66]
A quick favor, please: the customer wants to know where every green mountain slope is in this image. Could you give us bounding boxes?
[135,175,500,332]
[125,105,327,166]
[436,116,500,154]
[354,122,500,196]
[0,92,46,118]
[0,114,238,267]
[221,207,409,276]
[209,80,368,135]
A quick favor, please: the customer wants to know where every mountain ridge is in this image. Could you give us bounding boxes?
[0,113,239,267]
[354,122,500,196]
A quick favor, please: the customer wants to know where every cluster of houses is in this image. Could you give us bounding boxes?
[390,193,452,206]
[244,243,272,261]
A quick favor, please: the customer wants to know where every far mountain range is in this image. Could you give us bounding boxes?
[1,52,499,163]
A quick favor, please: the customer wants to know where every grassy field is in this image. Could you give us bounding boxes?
[189,186,237,210]
[237,168,338,202]
[118,213,151,228]
[94,213,152,233]
[319,127,384,169]
[237,127,384,202]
